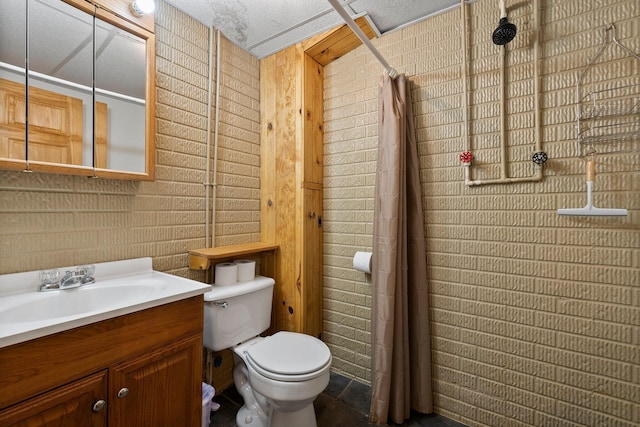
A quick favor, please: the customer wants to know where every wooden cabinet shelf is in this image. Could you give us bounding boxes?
[189,242,278,270]
[189,242,279,286]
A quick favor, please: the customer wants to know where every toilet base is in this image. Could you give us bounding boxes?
[270,403,317,427]
[236,406,267,427]
[235,399,318,427]
[236,403,318,427]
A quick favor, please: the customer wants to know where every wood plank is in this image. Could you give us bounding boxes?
[260,55,277,246]
[275,45,303,333]
[260,52,280,338]
[303,16,377,66]
[302,188,323,339]
[300,53,324,338]
[189,242,279,262]
[303,54,324,185]
[189,254,211,271]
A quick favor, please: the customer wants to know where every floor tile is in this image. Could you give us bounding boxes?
[317,399,375,427]
[323,371,351,398]
[314,392,335,420]
[337,379,373,417]
[209,394,239,427]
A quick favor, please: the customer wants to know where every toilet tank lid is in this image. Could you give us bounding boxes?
[246,331,331,375]
[204,276,274,301]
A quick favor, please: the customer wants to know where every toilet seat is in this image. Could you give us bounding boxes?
[244,332,331,382]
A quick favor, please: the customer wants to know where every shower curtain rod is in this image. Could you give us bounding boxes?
[327,0,399,78]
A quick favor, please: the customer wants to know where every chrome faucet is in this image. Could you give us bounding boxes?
[38,265,95,292]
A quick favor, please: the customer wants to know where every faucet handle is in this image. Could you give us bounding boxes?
[77,264,96,285]
[76,264,95,277]
[39,269,60,285]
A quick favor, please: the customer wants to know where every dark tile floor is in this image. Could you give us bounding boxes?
[209,372,467,427]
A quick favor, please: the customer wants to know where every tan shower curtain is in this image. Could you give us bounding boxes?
[369,74,433,425]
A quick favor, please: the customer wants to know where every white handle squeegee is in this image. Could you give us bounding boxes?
[557,159,628,216]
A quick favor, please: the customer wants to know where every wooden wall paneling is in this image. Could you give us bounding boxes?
[301,52,324,338]
[261,45,303,333]
[260,18,371,338]
[260,53,277,334]
[303,54,324,186]
[260,55,277,246]
[302,188,323,339]
[280,45,303,333]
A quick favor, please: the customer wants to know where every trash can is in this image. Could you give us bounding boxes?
[202,382,215,427]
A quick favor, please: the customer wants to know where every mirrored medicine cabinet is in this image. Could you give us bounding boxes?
[0,0,155,180]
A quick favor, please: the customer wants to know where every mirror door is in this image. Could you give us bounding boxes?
[28,0,95,173]
[94,12,148,174]
[0,0,28,169]
[0,0,155,180]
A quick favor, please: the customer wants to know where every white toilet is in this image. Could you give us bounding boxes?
[203,276,332,427]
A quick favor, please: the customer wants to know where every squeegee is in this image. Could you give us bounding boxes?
[557,159,628,217]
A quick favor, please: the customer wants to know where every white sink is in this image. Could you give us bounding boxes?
[0,283,164,323]
[0,258,210,348]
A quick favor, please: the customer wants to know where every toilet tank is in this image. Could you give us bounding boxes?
[202,276,274,351]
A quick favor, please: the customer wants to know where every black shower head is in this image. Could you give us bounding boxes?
[492,17,517,45]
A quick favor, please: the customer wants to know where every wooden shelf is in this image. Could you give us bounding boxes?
[189,242,279,271]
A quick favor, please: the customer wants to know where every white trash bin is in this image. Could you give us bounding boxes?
[201,382,215,427]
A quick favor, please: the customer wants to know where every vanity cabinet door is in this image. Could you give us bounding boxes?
[109,335,202,427]
[0,370,108,427]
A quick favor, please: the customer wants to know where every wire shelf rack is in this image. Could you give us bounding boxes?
[576,24,640,157]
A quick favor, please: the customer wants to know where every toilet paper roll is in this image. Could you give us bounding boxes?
[353,251,373,274]
[235,259,256,282]
[214,262,238,286]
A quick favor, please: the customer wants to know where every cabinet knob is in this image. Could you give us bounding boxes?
[117,387,129,398]
[92,399,106,412]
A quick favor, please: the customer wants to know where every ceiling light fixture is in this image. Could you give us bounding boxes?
[130,0,155,16]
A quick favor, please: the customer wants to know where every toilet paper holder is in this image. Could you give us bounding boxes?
[353,251,372,274]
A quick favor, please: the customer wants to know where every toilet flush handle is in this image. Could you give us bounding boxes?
[214,301,228,308]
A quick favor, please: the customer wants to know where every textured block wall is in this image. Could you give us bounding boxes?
[323,0,639,426]
[0,0,261,278]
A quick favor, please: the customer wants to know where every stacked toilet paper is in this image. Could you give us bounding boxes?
[214,259,256,286]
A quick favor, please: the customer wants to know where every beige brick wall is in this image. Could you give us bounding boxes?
[323,0,639,426]
[0,0,261,279]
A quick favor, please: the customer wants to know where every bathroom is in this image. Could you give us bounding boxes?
[0,0,638,426]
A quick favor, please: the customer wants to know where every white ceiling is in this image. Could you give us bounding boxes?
[164,0,461,59]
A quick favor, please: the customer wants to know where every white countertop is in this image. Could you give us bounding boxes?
[0,258,210,348]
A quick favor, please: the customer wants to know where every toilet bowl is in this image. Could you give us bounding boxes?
[203,276,332,427]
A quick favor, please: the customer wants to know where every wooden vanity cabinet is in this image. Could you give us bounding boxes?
[109,335,201,426]
[0,296,204,427]
[0,371,108,426]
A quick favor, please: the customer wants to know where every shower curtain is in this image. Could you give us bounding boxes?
[369,74,433,425]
